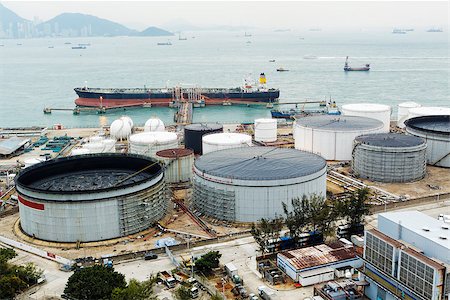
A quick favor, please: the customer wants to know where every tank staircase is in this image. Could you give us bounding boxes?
[173,199,216,238]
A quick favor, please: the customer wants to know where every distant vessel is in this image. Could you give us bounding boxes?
[269,59,276,62]
[427,27,443,32]
[303,55,318,59]
[244,32,252,37]
[178,33,187,40]
[392,29,407,34]
[74,73,280,108]
[246,40,252,44]
[72,46,86,49]
[309,28,322,32]
[64,42,72,45]
[276,67,289,72]
[274,29,291,32]
[344,56,370,71]
[17,43,22,46]
[48,46,54,49]
[157,41,172,46]
[271,100,340,119]
[78,43,91,46]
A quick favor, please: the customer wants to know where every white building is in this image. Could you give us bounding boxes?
[363,211,450,300]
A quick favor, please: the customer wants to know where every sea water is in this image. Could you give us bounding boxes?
[0,30,448,128]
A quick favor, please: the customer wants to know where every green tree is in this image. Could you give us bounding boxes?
[174,285,191,300]
[0,275,27,299]
[64,265,126,300]
[111,278,157,300]
[251,216,284,253]
[194,251,222,276]
[336,188,371,228]
[211,292,224,300]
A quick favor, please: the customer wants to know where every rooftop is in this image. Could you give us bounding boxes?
[378,210,450,250]
[295,115,383,131]
[194,147,326,181]
[405,115,450,135]
[0,137,30,155]
[354,133,425,148]
[278,242,357,271]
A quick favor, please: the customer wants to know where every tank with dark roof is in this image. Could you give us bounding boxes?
[184,123,223,154]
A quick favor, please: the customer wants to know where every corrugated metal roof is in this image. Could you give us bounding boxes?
[295,115,383,131]
[278,242,357,271]
[405,115,450,135]
[0,137,30,155]
[355,133,425,148]
[194,147,326,181]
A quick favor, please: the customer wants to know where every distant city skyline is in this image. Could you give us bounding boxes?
[2,1,448,31]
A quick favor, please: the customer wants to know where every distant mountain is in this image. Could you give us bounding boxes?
[37,13,137,36]
[0,3,30,38]
[139,26,173,36]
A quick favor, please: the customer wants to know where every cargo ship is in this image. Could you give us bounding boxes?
[74,73,280,108]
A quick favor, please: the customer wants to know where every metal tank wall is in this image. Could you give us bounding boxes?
[17,173,166,242]
[156,149,194,183]
[352,139,427,183]
[397,102,421,128]
[193,167,326,223]
[254,118,277,142]
[184,123,223,154]
[294,124,384,161]
[342,103,392,132]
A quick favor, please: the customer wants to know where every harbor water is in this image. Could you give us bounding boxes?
[0,30,448,128]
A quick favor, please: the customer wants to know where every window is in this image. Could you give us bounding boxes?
[365,232,394,275]
[398,251,435,300]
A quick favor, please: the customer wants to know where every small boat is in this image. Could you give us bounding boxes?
[48,46,54,48]
[244,32,252,37]
[17,43,22,46]
[246,40,252,44]
[72,46,86,49]
[78,43,91,46]
[64,42,72,45]
[269,59,276,62]
[427,27,443,33]
[303,55,317,59]
[276,67,289,72]
[157,41,172,46]
[392,29,407,34]
[178,33,187,40]
[344,56,370,71]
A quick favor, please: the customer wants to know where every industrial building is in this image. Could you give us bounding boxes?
[341,103,392,133]
[184,123,223,154]
[294,115,384,161]
[15,153,167,242]
[363,211,450,300]
[352,133,427,183]
[405,115,450,168]
[277,242,363,286]
[192,147,327,222]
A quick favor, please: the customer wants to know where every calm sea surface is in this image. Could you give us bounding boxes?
[0,30,448,128]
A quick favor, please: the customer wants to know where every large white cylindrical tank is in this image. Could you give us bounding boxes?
[110,118,132,140]
[254,118,277,142]
[342,103,391,132]
[193,147,327,222]
[83,142,105,154]
[144,118,165,132]
[129,132,178,158]
[294,115,384,161]
[71,148,91,156]
[156,148,194,183]
[202,133,252,154]
[397,102,421,128]
[407,106,450,121]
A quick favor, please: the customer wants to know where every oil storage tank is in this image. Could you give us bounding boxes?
[202,133,252,154]
[407,106,450,121]
[184,123,223,154]
[352,133,427,182]
[254,118,277,142]
[156,148,194,184]
[397,102,421,128]
[193,147,327,222]
[405,115,450,168]
[129,132,178,158]
[342,103,391,132]
[15,153,167,242]
[294,115,384,161]
[144,118,165,132]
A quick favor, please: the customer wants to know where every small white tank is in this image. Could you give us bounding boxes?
[129,132,178,158]
[254,118,277,142]
[202,133,252,154]
[397,102,421,128]
[89,136,104,143]
[144,118,165,132]
[342,103,392,132]
[23,157,44,168]
[71,148,91,156]
[83,142,106,154]
[407,106,450,120]
[110,118,132,140]
[120,116,134,129]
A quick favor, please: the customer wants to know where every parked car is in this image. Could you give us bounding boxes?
[144,252,158,260]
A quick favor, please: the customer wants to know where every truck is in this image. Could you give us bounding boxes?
[258,285,277,300]
[160,271,176,288]
[225,262,238,278]
[190,286,199,299]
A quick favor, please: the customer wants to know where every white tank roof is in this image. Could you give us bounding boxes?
[398,102,421,108]
[342,103,391,112]
[203,133,252,145]
[255,118,277,124]
[71,148,91,155]
[110,118,132,140]
[130,132,178,144]
[408,106,450,116]
[120,116,134,128]
[144,118,165,132]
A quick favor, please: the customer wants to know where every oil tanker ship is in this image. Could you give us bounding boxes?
[74,73,280,108]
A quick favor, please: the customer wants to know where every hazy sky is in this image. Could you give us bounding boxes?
[3,1,449,31]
